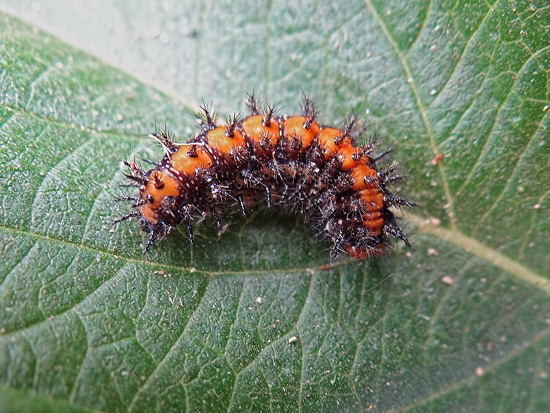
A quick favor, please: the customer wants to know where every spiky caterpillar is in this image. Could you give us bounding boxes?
[115,94,412,259]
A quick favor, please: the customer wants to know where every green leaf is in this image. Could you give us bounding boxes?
[1,1,549,412]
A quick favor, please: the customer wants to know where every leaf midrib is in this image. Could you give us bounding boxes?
[364,0,457,231]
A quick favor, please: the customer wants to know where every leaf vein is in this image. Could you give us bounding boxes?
[456,45,550,195]
[403,0,432,55]
[425,0,496,112]
[127,276,210,412]
[470,110,546,237]
[518,189,550,259]
[0,237,35,290]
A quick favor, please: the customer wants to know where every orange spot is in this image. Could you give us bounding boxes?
[242,114,279,148]
[350,165,377,190]
[207,126,246,156]
[317,128,349,159]
[139,205,158,224]
[345,244,384,260]
[139,171,180,224]
[359,189,384,212]
[338,144,362,170]
[170,144,212,175]
[283,116,319,149]
[363,211,382,221]
[362,217,384,235]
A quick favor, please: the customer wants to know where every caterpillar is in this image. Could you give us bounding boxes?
[115,94,412,259]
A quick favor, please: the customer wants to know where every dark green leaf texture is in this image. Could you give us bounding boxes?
[0,1,549,412]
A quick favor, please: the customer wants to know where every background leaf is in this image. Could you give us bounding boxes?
[1,1,549,412]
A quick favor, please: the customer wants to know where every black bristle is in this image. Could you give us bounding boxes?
[198,102,217,131]
[246,92,259,115]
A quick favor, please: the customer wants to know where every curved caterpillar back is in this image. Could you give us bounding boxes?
[115,94,413,259]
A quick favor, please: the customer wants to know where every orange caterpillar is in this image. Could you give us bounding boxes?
[116,94,412,259]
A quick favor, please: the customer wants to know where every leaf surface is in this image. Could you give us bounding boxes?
[0,2,549,412]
